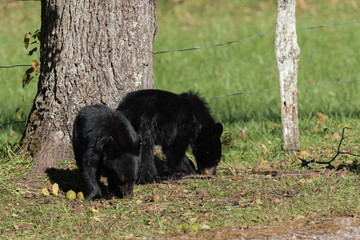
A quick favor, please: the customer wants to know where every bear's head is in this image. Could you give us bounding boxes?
[102,135,141,198]
[192,122,223,175]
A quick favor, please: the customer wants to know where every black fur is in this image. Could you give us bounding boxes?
[72,105,141,199]
[117,89,223,183]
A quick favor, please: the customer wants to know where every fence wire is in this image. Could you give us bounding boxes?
[0,121,25,127]
[205,79,360,99]
[0,0,39,4]
[0,64,31,68]
[154,20,360,55]
[1,19,359,69]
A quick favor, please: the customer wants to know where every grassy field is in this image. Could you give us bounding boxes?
[0,1,40,147]
[1,0,360,238]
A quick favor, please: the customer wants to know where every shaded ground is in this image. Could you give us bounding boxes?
[158,216,360,239]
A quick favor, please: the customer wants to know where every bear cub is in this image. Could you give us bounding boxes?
[117,89,223,183]
[72,105,141,199]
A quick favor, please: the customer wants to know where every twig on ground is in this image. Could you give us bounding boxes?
[299,128,360,169]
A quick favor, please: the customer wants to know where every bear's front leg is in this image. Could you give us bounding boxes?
[181,155,197,175]
[81,166,102,199]
[81,152,103,199]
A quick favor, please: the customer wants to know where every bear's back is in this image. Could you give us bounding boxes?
[117,89,213,127]
[73,105,139,152]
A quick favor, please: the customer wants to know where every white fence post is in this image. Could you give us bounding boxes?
[275,0,300,155]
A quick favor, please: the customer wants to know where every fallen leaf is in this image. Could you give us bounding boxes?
[252,165,260,174]
[316,118,327,125]
[196,189,208,196]
[337,170,347,177]
[317,112,328,118]
[52,183,59,196]
[13,224,20,231]
[2,210,9,216]
[89,207,99,213]
[298,150,309,159]
[41,188,50,196]
[152,194,161,202]
[258,142,268,153]
[238,130,248,139]
[331,132,341,140]
[307,212,318,218]
[198,223,211,230]
[242,7,252,13]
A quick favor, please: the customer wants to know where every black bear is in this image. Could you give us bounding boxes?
[117,89,223,183]
[72,105,141,199]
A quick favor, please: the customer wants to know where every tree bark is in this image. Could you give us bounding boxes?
[275,0,300,155]
[22,0,157,181]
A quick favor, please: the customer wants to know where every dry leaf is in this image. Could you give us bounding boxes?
[41,188,50,196]
[89,207,99,213]
[331,132,341,140]
[298,150,309,159]
[52,183,59,196]
[316,112,328,118]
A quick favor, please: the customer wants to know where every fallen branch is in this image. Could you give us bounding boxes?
[299,127,360,169]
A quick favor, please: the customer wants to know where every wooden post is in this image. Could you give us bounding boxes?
[275,0,300,155]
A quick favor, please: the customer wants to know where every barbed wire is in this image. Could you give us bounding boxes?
[205,87,280,99]
[205,79,360,99]
[0,64,31,68]
[0,0,39,4]
[154,30,275,55]
[1,20,359,69]
[0,121,25,127]
[154,20,360,55]
[297,20,360,31]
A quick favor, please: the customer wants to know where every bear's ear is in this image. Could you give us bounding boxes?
[213,122,223,139]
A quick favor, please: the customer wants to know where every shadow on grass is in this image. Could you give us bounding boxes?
[337,160,360,174]
[45,168,84,193]
[45,167,133,199]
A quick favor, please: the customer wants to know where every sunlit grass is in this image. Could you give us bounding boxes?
[0,2,40,147]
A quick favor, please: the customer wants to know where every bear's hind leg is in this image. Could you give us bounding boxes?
[138,134,159,183]
[138,152,159,183]
[164,140,197,179]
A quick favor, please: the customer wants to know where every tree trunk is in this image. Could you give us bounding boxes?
[275,0,300,155]
[22,0,157,181]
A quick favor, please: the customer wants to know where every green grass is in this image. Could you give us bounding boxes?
[154,1,360,123]
[1,0,360,238]
[0,2,41,147]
